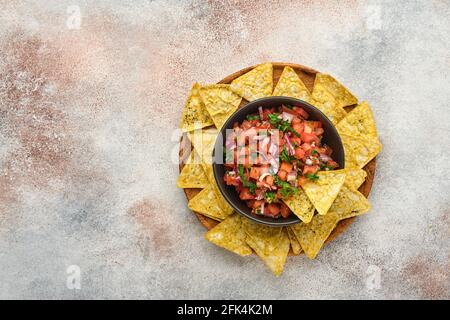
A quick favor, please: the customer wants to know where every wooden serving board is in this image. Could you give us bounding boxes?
[179,62,376,255]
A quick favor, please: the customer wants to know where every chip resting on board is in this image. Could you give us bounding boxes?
[187,185,232,221]
[344,167,368,190]
[245,227,290,276]
[242,217,283,253]
[179,83,214,132]
[336,101,378,137]
[188,126,218,164]
[329,185,371,220]
[314,73,358,107]
[205,214,252,256]
[282,188,316,223]
[176,151,208,188]
[341,133,382,169]
[272,66,312,102]
[302,170,346,216]
[230,63,273,101]
[201,162,234,215]
[287,227,302,255]
[311,83,347,125]
[290,212,339,259]
[199,84,242,129]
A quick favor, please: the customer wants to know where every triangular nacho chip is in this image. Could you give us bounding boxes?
[282,188,315,223]
[290,212,339,259]
[245,228,290,276]
[205,214,252,256]
[337,101,378,137]
[341,133,382,169]
[179,83,214,132]
[329,186,371,221]
[301,170,346,216]
[344,167,367,190]
[242,217,283,253]
[201,162,234,215]
[272,66,311,102]
[314,73,358,107]
[177,158,208,189]
[188,127,218,164]
[287,226,302,255]
[311,84,347,125]
[187,185,231,221]
[199,84,241,129]
[230,63,273,101]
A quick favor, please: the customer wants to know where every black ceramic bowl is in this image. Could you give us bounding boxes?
[212,96,345,226]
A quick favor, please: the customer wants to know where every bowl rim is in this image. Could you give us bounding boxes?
[212,96,345,227]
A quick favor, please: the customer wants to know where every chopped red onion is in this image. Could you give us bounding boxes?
[281,112,294,123]
[260,202,265,215]
[258,172,271,181]
[287,171,297,182]
[319,154,331,162]
[258,106,264,120]
[284,133,295,156]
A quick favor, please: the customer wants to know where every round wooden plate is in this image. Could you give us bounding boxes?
[179,62,376,255]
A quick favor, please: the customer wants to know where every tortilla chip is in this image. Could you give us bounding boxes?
[187,185,231,221]
[282,188,315,223]
[242,217,283,253]
[344,167,367,190]
[201,162,234,215]
[287,227,302,255]
[245,227,290,276]
[272,66,311,102]
[311,84,347,125]
[177,165,208,189]
[290,212,339,259]
[329,186,371,221]
[230,63,273,101]
[180,83,214,132]
[188,127,218,164]
[205,214,252,256]
[337,101,378,137]
[301,170,346,216]
[314,73,358,107]
[341,133,382,169]
[199,84,242,129]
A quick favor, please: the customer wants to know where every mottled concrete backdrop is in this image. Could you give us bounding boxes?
[0,0,449,299]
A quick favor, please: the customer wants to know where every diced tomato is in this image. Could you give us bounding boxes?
[251,200,264,209]
[249,167,260,180]
[292,122,304,135]
[224,174,240,186]
[281,105,297,115]
[241,120,253,130]
[294,147,305,160]
[293,107,309,119]
[306,120,322,128]
[280,203,291,218]
[277,169,287,181]
[265,175,274,186]
[280,162,293,173]
[301,132,319,144]
[290,136,302,146]
[315,128,324,136]
[256,180,265,188]
[292,117,301,125]
[327,160,339,169]
[301,143,313,153]
[302,165,319,175]
[297,176,308,186]
[262,108,275,121]
[267,204,280,216]
[239,188,255,200]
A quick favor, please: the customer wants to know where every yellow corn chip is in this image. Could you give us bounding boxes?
[329,185,371,221]
[187,185,231,221]
[272,66,312,102]
[282,188,315,223]
[311,84,347,125]
[337,101,378,137]
[188,127,218,164]
[290,212,339,259]
[199,84,242,129]
[201,162,234,216]
[179,83,214,132]
[230,63,273,101]
[205,214,252,256]
[314,73,358,107]
[341,133,382,169]
[302,170,346,216]
[177,151,208,188]
[344,167,367,190]
[287,226,302,255]
[245,228,290,276]
[242,217,283,253]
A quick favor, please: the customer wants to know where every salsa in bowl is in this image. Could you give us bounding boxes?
[212,97,345,226]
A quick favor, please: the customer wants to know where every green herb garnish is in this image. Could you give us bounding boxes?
[280,146,295,163]
[238,164,257,194]
[273,175,298,199]
[305,173,320,181]
[311,150,319,156]
[246,114,260,121]
[264,191,276,203]
[267,113,300,137]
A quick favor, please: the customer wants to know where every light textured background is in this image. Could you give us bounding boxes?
[0,0,449,299]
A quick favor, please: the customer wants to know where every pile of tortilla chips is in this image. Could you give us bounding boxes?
[177,63,382,276]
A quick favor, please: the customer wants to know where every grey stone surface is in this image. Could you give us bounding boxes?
[0,0,448,299]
